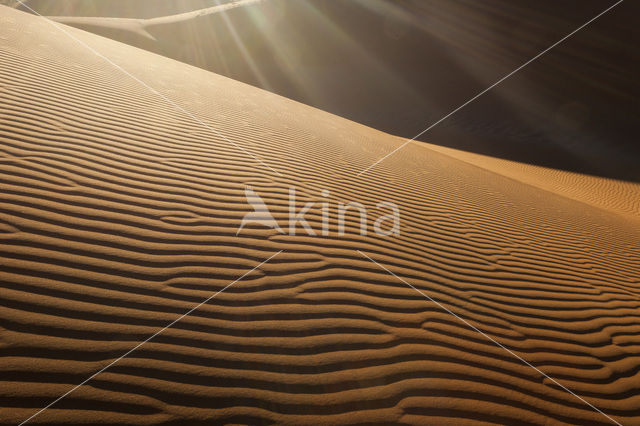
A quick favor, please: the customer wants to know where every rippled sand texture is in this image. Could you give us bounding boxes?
[1,7,639,426]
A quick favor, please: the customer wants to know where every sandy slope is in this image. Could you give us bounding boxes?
[424,143,640,222]
[1,6,640,425]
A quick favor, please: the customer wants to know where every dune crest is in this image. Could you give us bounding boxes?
[1,6,639,425]
[46,0,266,42]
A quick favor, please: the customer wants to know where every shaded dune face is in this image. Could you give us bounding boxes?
[1,6,640,426]
[13,0,235,18]
[34,0,640,181]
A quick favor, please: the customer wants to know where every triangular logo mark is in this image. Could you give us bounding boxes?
[236,186,284,235]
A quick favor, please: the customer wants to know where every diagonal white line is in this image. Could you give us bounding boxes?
[357,0,624,177]
[15,1,282,176]
[19,250,283,425]
[357,250,623,426]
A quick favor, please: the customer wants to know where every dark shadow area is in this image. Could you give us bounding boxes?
[17,0,640,181]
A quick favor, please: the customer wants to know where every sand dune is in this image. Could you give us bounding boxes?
[1,6,640,425]
[47,0,266,43]
[52,0,265,26]
[30,0,640,181]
